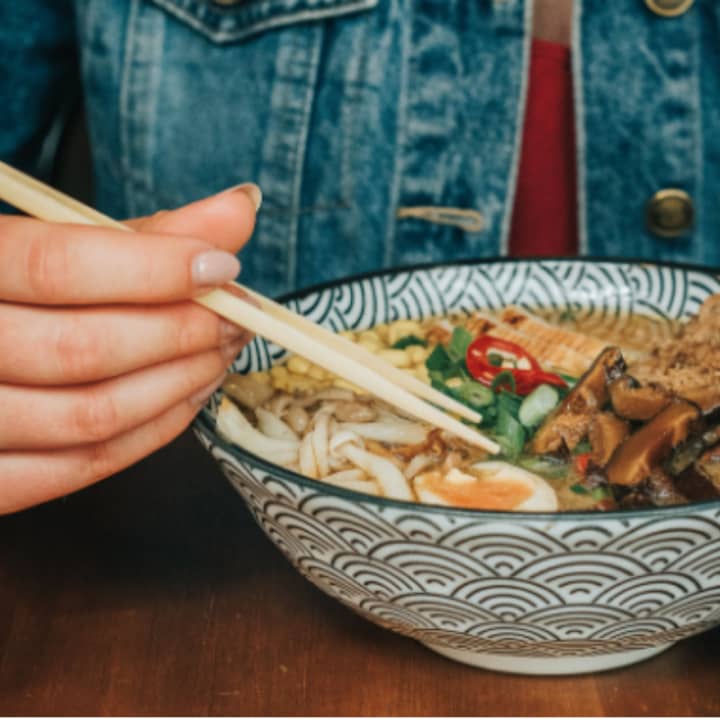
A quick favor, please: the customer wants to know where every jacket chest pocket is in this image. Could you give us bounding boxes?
[121,0,381,295]
[147,0,378,43]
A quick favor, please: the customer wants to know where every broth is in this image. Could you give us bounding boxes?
[217,301,719,513]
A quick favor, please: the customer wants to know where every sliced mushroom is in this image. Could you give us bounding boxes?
[608,376,672,420]
[333,402,377,423]
[666,436,706,476]
[223,373,275,409]
[680,385,720,415]
[298,388,356,406]
[531,347,625,454]
[588,412,629,466]
[584,465,618,510]
[606,399,701,487]
[689,443,720,493]
[618,469,688,509]
[666,424,720,476]
[645,469,689,506]
[674,464,720,501]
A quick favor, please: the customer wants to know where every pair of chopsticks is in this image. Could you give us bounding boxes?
[0,161,499,453]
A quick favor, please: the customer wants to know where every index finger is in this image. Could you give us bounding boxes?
[0,216,241,305]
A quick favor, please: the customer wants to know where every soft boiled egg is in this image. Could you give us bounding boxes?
[414,462,558,512]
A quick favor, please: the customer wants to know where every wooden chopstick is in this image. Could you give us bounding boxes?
[235,284,484,423]
[0,161,499,453]
[0,161,480,422]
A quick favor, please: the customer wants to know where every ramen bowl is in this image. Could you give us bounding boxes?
[193,259,720,675]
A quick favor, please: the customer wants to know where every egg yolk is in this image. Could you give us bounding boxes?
[421,473,533,510]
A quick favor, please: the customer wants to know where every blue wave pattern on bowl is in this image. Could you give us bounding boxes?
[194,260,720,673]
[228,260,720,376]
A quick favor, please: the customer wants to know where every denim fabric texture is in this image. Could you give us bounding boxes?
[1,0,719,296]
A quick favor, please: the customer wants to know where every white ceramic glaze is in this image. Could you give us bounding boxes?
[194,259,720,675]
[422,642,673,675]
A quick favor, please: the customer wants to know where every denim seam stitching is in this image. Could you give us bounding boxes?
[143,13,165,197]
[383,1,410,267]
[693,13,703,243]
[287,26,324,289]
[498,0,532,256]
[149,0,377,43]
[339,21,371,211]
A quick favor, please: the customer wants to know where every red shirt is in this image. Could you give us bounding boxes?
[509,38,578,257]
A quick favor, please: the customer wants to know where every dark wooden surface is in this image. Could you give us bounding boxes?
[1,431,720,716]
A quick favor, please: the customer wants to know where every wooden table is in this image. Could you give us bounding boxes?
[1,431,719,716]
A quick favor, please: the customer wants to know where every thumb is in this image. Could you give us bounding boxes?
[124,183,262,254]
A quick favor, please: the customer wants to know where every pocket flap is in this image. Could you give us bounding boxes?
[149,0,378,43]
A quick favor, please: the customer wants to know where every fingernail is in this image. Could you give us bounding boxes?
[192,250,241,287]
[223,182,262,211]
[219,319,245,344]
[190,373,226,408]
[221,337,246,363]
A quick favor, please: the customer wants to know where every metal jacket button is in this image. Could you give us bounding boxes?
[646,189,694,238]
[644,0,695,17]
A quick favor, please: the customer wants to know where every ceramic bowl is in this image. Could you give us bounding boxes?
[193,259,720,675]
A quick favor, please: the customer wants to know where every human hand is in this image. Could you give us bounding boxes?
[0,184,261,514]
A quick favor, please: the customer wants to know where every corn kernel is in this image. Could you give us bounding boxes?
[339,330,356,341]
[387,320,423,346]
[407,346,429,365]
[358,330,383,345]
[377,349,411,368]
[273,377,289,391]
[374,324,390,341]
[287,355,311,375]
[308,365,327,380]
[288,376,317,393]
[334,378,366,395]
[359,339,383,353]
[270,366,289,379]
[414,365,430,383]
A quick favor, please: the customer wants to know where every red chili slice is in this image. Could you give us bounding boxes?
[466,335,567,396]
[574,453,592,476]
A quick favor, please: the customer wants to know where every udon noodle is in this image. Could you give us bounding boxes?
[217,298,720,512]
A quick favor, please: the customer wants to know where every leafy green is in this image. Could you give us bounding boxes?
[570,483,590,495]
[495,407,527,460]
[487,352,504,367]
[392,335,427,350]
[591,486,611,501]
[481,405,498,424]
[491,371,517,394]
[447,327,474,362]
[518,455,569,479]
[426,344,452,372]
[453,381,495,409]
[518,384,560,429]
[423,324,549,462]
[558,372,579,388]
[496,389,523,416]
[573,439,592,455]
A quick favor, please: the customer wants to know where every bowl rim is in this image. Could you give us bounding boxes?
[194,255,720,522]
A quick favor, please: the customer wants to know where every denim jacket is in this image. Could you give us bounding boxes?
[2,0,719,296]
